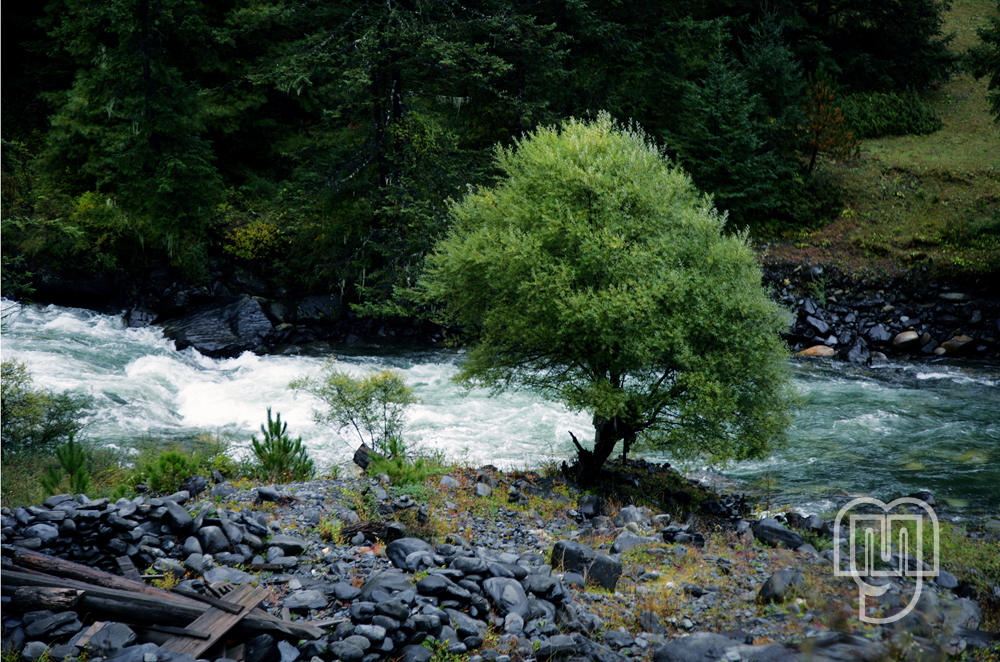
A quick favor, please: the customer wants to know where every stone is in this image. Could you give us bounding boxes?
[758,568,803,603]
[245,634,277,662]
[86,622,136,654]
[796,344,835,357]
[24,523,59,545]
[551,540,595,574]
[180,475,209,497]
[941,335,973,355]
[611,530,656,554]
[866,324,893,344]
[397,645,433,662]
[846,338,870,365]
[939,292,970,301]
[162,500,193,532]
[25,612,80,638]
[359,570,414,602]
[577,494,604,519]
[386,537,435,570]
[483,577,530,618]
[588,554,622,590]
[893,330,920,348]
[161,295,274,358]
[20,642,51,661]
[182,536,203,555]
[277,640,301,662]
[268,534,308,556]
[256,486,281,502]
[203,565,255,584]
[653,632,798,662]
[440,475,461,489]
[285,589,327,611]
[805,315,830,335]
[474,483,493,498]
[198,525,230,553]
[752,518,804,550]
[639,611,666,634]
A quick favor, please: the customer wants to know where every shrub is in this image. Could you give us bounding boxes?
[292,365,416,458]
[840,91,942,138]
[143,450,200,493]
[1,359,91,456]
[250,408,315,482]
[40,435,91,496]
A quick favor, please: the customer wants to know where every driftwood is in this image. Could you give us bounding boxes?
[9,587,82,610]
[1,547,324,640]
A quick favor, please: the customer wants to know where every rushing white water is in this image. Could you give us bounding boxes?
[3,300,999,513]
[0,300,589,470]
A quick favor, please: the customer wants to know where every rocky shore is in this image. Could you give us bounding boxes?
[3,465,998,661]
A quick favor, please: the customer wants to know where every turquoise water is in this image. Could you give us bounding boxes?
[2,300,998,515]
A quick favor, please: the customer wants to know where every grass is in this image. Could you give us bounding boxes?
[764,0,1000,280]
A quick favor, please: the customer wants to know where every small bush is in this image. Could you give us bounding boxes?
[143,450,200,493]
[40,435,91,496]
[841,91,942,138]
[250,408,315,482]
[292,364,417,458]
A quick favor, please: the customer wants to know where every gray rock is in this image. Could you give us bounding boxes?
[152,558,187,577]
[203,565,255,584]
[653,632,798,662]
[277,640,300,662]
[182,536,202,555]
[758,568,804,603]
[284,589,327,611]
[256,486,281,502]
[268,534,308,556]
[386,537,435,570]
[752,518,804,549]
[184,553,211,574]
[24,523,59,544]
[611,530,656,554]
[198,525,230,553]
[162,500,193,532]
[85,622,136,654]
[355,623,387,643]
[20,642,51,661]
[937,569,959,589]
[358,570,414,602]
[327,641,365,662]
[24,611,80,638]
[333,581,362,601]
[483,577,530,617]
[397,644,433,662]
[211,482,236,498]
[588,554,622,590]
[474,483,493,498]
[440,475,461,489]
[161,295,274,358]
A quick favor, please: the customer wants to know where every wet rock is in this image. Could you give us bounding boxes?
[653,632,798,662]
[84,622,136,654]
[893,330,920,349]
[162,500,193,532]
[268,534,308,556]
[796,345,835,357]
[285,589,327,611]
[161,295,274,358]
[941,335,973,355]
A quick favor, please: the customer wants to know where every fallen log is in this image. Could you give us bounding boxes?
[1,568,323,639]
[9,587,82,610]
[2,545,168,599]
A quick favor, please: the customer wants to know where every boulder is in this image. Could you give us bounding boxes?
[941,335,973,355]
[796,345,835,357]
[758,568,804,603]
[892,330,920,349]
[482,577,530,617]
[386,537,435,570]
[752,518,804,550]
[161,295,273,357]
[653,632,798,662]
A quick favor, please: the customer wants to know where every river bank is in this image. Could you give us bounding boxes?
[2,463,998,661]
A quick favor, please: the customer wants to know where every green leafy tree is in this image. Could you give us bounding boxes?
[1,359,91,456]
[293,366,416,458]
[968,4,1000,123]
[420,114,792,483]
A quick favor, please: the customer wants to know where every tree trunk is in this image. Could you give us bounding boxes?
[572,416,631,485]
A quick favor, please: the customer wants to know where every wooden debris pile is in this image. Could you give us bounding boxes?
[1,545,325,661]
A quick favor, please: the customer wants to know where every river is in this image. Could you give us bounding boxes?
[2,300,998,516]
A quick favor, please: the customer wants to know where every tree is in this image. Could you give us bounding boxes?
[420,114,792,484]
[1,359,91,456]
[968,3,1000,123]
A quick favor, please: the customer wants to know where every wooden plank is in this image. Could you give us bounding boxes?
[9,587,82,610]
[71,621,106,648]
[171,587,242,614]
[116,556,142,582]
[145,624,211,639]
[160,584,268,657]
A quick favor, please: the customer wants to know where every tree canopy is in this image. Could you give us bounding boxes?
[420,115,793,482]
